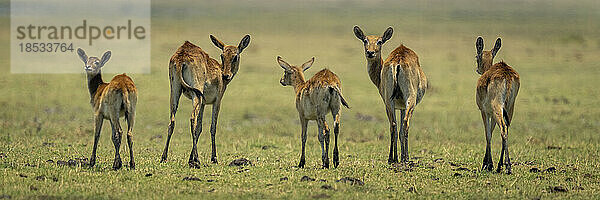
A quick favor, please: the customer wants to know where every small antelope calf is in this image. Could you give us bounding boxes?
[475,37,520,174]
[77,48,137,170]
[161,35,251,167]
[353,26,427,164]
[277,56,349,168]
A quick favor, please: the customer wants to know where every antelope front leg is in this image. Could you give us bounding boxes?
[89,114,103,167]
[385,103,398,164]
[209,101,221,164]
[298,117,308,168]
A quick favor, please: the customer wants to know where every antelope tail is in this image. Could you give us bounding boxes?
[331,86,350,109]
[176,61,203,99]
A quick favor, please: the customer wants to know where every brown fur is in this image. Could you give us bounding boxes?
[277,56,349,168]
[385,45,419,67]
[353,26,427,163]
[475,37,520,174]
[161,35,251,166]
[77,48,137,170]
[91,74,136,112]
[477,62,520,97]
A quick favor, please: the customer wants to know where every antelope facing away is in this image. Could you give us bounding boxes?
[353,26,427,164]
[77,48,137,170]
[277,56,350,168]
[475,37,520,174]
[161,35,251,167]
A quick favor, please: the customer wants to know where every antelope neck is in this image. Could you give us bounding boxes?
[87,72,104,99]
[367,55,383,86]
[292,73,307,94]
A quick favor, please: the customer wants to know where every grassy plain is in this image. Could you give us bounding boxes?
[1,0,600,199]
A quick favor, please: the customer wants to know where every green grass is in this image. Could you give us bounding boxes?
[1,0,600,199]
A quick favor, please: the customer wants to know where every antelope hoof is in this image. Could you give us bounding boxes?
[482,163,494,171]
[113,158,122,170]
[388,157,397,164]
[401,156,409,163]
[87,159,96,168]
[322,159,329,169]
[298,159,305,168]
[189,161,202,169]
[211,157,218,164]
[188,154,199,164]
[160,154,168,163]
[333,153,339,168]
[129,161,136,170]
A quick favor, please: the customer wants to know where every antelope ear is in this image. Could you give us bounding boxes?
[238,35,251,53]
[381,27,393,43]
[492,37,502,57]
[353,26,365,41]
[277,56,292,71]
[99,50,111,67]
[476,36,484,56]
[77,48,88,63]
[301,57,314,72]
[210,35,225,50]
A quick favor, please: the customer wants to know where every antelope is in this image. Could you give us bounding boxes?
[475,37,520,174]
[77,48,137,170]
[276,56,350,168]
[353,26,427,164]
[160,35,251,167]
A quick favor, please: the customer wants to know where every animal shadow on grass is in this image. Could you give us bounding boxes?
[388,160,421,173]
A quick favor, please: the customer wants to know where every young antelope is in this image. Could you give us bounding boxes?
[277,56,350,168]
[475,37,520,174]
[77,48,137,170]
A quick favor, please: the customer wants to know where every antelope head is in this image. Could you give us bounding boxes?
[210,34,251,82]
[353,26,393,59]
[276,56,314,87]
[77,48,111,76]
[475,37,502,75]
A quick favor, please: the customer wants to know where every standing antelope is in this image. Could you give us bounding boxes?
[160,35,251,167]
[475,37,520,174]
[353,26,427,164]
[277,56,350,168]
[77,48,137,170]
